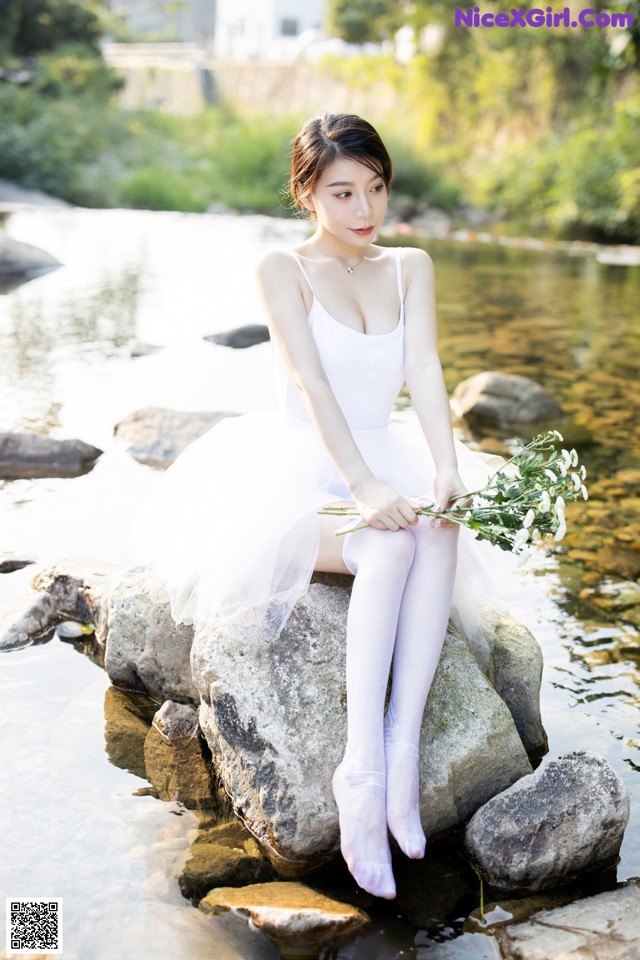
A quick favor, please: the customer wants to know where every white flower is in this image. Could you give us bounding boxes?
[571,472,582,491]
[582,485,589,500]
[532,528,541,541]
[523,509,535,528]
[561,449,572,468]
[544,469,558,482]
[579,464,587,480]
[555,495,566,515]
[554,520,567,541]
[556,461,568,477]
[570,448,579,466]
[514,528,530,548]
[516,547,531,566]
[540,490,551,512]
[551,429,564,441]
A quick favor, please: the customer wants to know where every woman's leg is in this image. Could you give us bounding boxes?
[384,517,459,858]
[317,510,414,899]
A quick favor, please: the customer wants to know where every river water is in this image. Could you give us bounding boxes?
[0,207,638,959]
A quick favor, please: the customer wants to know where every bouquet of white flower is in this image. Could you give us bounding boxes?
[319,430,588,559]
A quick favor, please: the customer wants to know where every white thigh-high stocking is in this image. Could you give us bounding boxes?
[334,526,415,899]
[384,519,459,859]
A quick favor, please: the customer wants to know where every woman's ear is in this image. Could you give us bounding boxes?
[297,190,315,215]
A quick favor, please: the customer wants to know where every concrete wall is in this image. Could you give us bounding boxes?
[103,45,401,118]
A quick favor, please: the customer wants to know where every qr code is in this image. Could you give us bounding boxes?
[6,899,63,955]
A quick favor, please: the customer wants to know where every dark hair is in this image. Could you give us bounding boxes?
[289,113,393,217]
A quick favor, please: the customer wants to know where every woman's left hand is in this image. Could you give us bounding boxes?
[431,468,469,527]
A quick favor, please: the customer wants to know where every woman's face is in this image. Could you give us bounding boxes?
[303,156,389,248]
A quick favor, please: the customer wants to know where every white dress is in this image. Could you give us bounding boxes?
[133,248,501,659]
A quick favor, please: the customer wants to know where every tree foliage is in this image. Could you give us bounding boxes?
[0,0,103,60]
[325,0,401,44]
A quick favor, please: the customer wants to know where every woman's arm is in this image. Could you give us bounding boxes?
[257,249,416,530]
[402,248,467,511]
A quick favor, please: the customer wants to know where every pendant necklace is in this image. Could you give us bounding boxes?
[313,238,367,275]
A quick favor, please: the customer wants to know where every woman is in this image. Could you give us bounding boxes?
[136,113,493,900]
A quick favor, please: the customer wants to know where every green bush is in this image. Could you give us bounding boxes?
[119,166,203,212]
[473,91,640,242]
[34,44,124,99]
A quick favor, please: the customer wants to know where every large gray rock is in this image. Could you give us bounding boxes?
[192,579,532,868]
[482,607,547,761]
[114,406,239,468]
[465,750,630,892]
[106,566,197,703]
[451,371,564,427]
[0,432,102,478]
[0,231,60,276]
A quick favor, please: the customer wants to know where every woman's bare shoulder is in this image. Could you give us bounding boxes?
[397,245,434,268]
[256,247,300,278]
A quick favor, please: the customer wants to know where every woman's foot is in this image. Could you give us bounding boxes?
[383,727,427,859]
[332,761,396,899]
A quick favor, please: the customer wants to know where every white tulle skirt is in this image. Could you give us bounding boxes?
[132,411,506,666]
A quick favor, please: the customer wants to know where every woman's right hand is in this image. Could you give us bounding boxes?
[350,479,418,531]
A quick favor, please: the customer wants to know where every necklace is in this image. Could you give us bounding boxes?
[313,238,366,275]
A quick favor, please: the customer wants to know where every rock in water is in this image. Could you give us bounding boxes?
[0,592,57,651]
[144,701,217,809]
[0,433,103,479]
[204,324,270,348]
[465,750,630,892]
[179,818,273,900]
[0,231,60,276]
[192,578,532,867]
[199,881,370,957]
[486,880,640,960]
[106,566,197,703]
[451,371,564,426]
[482,608,547,762]
[31,557,118,642]
[114,407,239,468]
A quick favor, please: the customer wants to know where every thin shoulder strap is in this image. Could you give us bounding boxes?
[289,252,315,296]
[395,248,404,305]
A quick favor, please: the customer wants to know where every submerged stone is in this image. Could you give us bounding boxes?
[199,881,370,958]
[451,371,564,427]
[180,818,273,900]
[492,879,640,959]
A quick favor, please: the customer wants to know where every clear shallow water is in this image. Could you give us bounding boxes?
[0,208,638,959]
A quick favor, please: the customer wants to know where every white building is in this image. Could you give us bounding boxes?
[109,0,216,49]
[214,0,325,60]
